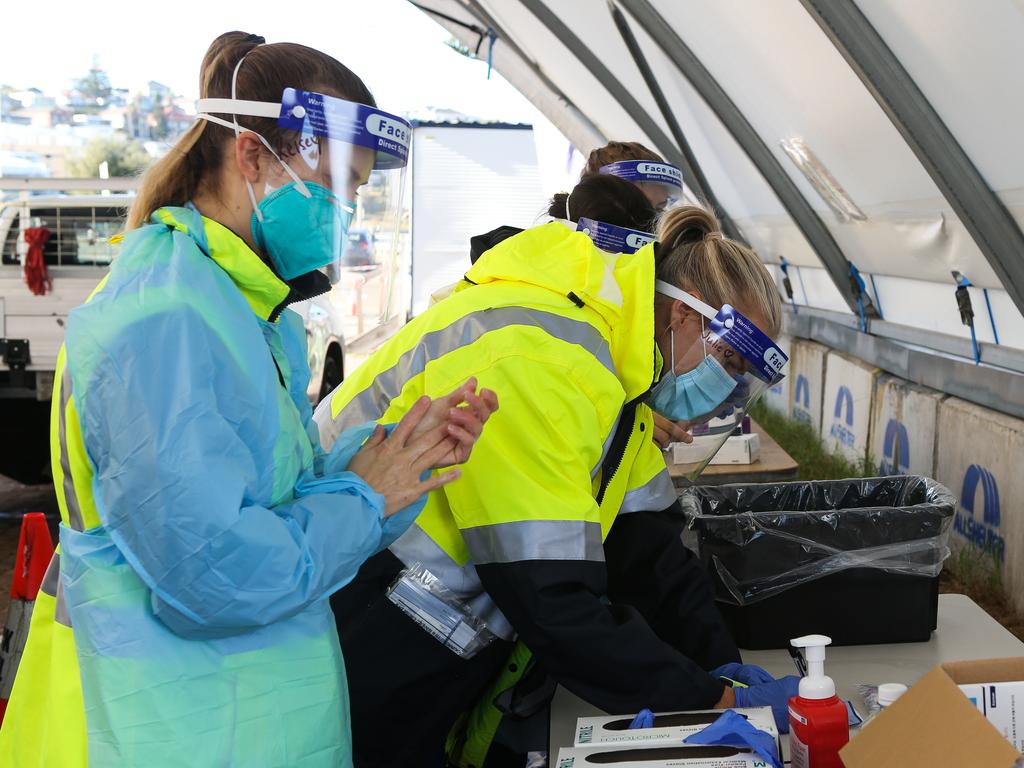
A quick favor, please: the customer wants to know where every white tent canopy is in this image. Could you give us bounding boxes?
[411,0,1024,366]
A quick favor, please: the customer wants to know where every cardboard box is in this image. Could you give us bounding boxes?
[671,433,761,466]
[840,657,1024,768]
[573,707,777,748]
[555,744,773,767]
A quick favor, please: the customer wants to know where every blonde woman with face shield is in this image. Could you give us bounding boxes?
[316,183,794,764]
[0,31,497,768]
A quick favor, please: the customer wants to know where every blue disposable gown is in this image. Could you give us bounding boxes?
[51,205,421,767]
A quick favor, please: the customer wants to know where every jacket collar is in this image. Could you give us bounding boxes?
[466,222,658,400]
[151,206,330,321]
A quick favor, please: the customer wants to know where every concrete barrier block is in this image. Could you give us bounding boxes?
[936,397,1024,612]
[790,340,828,433]
[761,334,792,417]
[821,351,880,463]
[871,376,944,477]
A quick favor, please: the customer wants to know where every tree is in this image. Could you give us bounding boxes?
[75,56,112,106]
[68,136,151,178]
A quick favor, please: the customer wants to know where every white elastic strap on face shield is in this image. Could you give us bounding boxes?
[655,279,718,322]
[194,51,312,221]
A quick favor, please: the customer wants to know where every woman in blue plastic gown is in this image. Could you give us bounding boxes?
[0,31,497,768]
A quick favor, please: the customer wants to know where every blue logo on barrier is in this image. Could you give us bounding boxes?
[879,419,910,475]
[793,375,811,424]
[829,386,856,448]
[954,464,1005,560]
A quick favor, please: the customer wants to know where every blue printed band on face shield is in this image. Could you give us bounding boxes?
[576,217,655,254]
[277,88,411,169]
[707,305,788,385]
[599,159,684,191]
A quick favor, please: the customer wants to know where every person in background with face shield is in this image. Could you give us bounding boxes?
[582,140,684,213]
[316,155,796,763]
[0,31,497,768]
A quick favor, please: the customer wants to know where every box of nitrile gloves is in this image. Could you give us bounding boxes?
[573,707,777,748]
[555,744,773,767]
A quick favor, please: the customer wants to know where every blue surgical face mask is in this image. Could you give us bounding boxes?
[251,181,355,281]
[647,327,739,421]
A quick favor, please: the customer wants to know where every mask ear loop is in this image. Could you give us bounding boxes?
[565,193,572,223]
[224,50,312,224]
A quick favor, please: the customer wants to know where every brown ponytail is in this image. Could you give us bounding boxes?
[127,31,375,230]
[656,205,782,336]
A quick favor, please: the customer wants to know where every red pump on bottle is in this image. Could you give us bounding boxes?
[788,634,849,768]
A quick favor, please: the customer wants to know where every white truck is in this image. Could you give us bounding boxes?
[0,178,403,484]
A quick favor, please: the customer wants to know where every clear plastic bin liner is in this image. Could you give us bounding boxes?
[680,476,956,606]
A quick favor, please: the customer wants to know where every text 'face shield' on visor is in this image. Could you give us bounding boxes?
[600,160,685,211]
[576,217,655,254]
[654,279,789,481]
[276,89,410,286]
[197,88,410,287]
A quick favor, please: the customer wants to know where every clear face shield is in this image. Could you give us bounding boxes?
[599,160,684,212]
[197,87,410,284]
[650,280,789,481]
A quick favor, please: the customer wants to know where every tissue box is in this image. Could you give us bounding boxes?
[555,744,772,767]
[573,707,777,748]
[672,433,760,466]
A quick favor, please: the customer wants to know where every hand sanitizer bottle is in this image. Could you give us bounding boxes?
[788,634,849,768]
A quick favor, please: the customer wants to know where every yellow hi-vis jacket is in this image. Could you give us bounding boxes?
[315,221,676,641]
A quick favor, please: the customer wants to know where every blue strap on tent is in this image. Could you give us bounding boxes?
[982,287,1000,345]
[848,261,868,332]
[486,28,497,79]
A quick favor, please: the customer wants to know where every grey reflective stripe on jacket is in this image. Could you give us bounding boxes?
[461,519,604,564]
[57,367,85,532]
[38,552,72,629]
[314,306,616,449]
[390,524,516,640]
[619,468,677,514]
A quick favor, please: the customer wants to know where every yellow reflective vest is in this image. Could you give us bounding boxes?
[315,221,675,642]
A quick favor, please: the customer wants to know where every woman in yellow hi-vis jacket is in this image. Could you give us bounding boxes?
[0,31,498,768]
[314,172,792,766]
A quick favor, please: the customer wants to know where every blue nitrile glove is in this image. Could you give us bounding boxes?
[628,708,655,729]
[733,676,801,734]
[711,663,776,687]
[684,710,783,768]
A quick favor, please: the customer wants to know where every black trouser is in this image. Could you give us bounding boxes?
[332,550,514,768]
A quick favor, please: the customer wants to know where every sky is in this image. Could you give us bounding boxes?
[0,0,542,123]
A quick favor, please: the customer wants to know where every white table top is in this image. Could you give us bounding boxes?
[548,594,1024,758]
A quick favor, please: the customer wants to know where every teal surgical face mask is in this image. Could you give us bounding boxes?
[251,180,355,281]
[647,325,738,421]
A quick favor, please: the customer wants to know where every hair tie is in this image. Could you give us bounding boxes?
[247,34,266,44]
[704,231,724,242]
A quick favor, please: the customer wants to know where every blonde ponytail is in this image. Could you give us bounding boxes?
[656,205,782,335]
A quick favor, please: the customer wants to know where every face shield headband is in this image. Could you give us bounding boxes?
[655,279,789,387]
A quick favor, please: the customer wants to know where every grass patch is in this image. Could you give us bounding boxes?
[940,547,1024,641]
[749,402,876,480]
[751,402,1024,642]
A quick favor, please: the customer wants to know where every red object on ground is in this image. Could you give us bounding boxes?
[0,513,55,725]
[10,512,54,601]
[24,227,52,296]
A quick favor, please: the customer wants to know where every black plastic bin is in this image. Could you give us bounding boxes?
[680,476,956,649]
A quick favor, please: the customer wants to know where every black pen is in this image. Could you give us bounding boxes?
[788,646,807,677]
